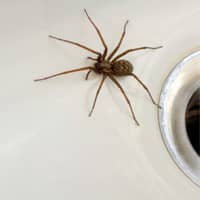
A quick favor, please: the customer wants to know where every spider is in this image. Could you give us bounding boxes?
[34,9,162,125]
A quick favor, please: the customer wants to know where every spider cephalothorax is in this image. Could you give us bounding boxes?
[94,61,112,74]
[35,9,162,125]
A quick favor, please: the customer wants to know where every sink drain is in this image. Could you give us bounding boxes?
[159,51,200,186]
[185,88,200,156]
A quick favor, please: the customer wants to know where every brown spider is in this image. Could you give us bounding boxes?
[34,9,162,125]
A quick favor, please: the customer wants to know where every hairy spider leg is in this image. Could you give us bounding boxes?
[85,70,93,80]
[112,46,163,63]
[84,9,108,60]
[34,67,94,82]
[109,75,139,125]
[87,57,98,61]
[107,20,129,61]
[89,75,107,117]
[129,73,161,109]
[48,35,101,56]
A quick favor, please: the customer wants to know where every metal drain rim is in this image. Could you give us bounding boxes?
[159,51,200,186]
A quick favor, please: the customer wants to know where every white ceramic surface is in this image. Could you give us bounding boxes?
[0,0,200,199]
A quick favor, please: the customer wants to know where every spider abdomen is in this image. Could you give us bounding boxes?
[112,60,133,76]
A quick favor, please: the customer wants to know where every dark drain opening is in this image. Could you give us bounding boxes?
[185,88,200,156]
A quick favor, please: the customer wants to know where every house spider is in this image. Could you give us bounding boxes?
[34,9,162,125]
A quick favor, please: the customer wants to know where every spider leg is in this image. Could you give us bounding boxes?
[34,66,94,82]
[49,35,101,56]
[87,56,98,61]
[129,73,161,109]
[85,70,93,80]
[89,75,107,117]
[84,9,108,59]
[112,46,163,63]
[107,20,129,61]
[109,75,139,125]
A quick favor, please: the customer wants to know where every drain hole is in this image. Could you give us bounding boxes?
[185,88,200,156]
